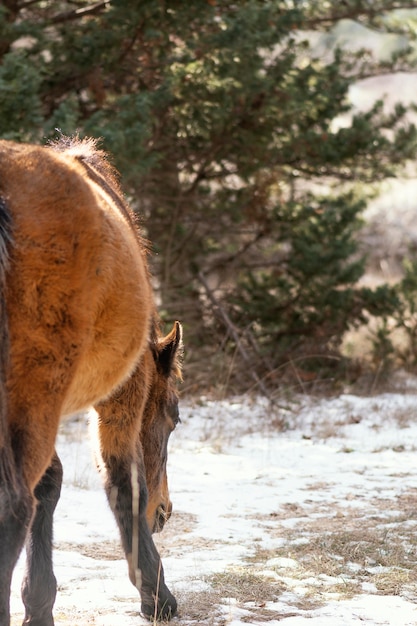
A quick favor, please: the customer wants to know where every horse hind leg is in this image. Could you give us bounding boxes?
[0,197,29,624]
[0,443,34,626]
[21,452,63,626]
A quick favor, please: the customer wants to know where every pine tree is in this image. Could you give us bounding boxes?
[2,1,417,390]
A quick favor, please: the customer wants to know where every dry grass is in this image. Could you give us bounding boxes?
[207,568,283,604]
[244,496,417,611]
[54,539,124,561]
[156,486,417,620]
[174,569,286,625]
[167,492,417,622]
[287,528,413,575]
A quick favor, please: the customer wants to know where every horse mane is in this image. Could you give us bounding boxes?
[49,136,137,232]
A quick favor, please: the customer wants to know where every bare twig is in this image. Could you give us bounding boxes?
[16,0,44,10]
[153,560,162,625]
[303,2,417,29]
[131,462,141,591]
[198,271,279,404]
[49,0,109,24]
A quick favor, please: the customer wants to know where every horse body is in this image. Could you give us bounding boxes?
[3,141,151,423]
[0,138,181,624]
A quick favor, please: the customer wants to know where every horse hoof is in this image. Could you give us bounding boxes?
[141,590,177,621]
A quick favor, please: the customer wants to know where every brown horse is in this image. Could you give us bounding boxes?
[0,137,182,625]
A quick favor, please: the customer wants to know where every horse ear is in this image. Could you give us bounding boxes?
[156,321,183,378]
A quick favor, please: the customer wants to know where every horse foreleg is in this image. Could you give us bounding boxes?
[21,452,63,626]
[0,446,34,626]
[98,450,177,620]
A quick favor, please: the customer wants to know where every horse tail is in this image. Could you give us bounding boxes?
[0,197,14,488]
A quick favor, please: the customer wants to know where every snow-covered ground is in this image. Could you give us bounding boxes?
[9,391,417,625]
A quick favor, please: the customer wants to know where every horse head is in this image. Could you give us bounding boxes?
[141,321,183,534]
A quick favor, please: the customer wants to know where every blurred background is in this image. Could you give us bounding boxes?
[3,0,417,396]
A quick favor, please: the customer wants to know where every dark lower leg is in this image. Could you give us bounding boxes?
[21,453,63,626]
[102,454,177,620]
[0,447,34,626]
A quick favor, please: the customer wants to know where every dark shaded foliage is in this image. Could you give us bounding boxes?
[2,1,417,392]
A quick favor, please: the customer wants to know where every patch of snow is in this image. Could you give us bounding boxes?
[9,391,417,624]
